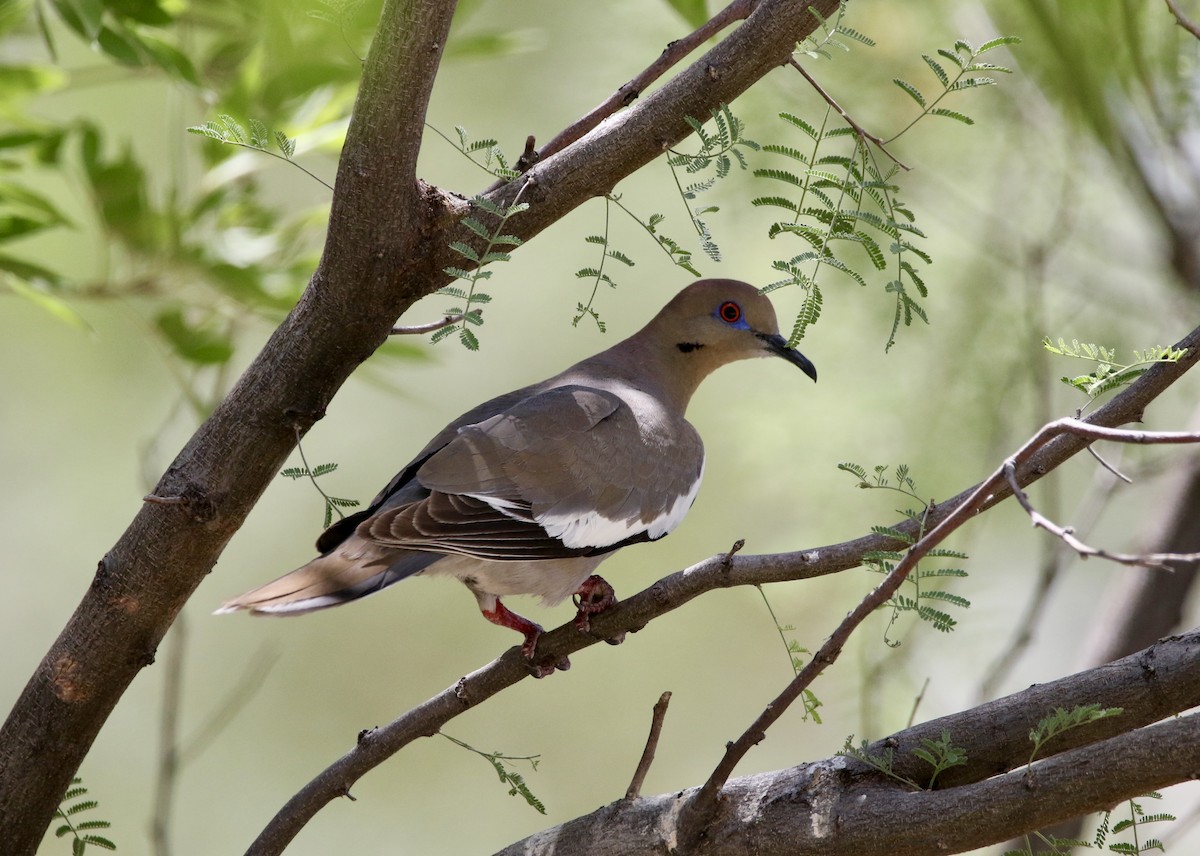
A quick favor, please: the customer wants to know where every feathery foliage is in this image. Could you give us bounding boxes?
[440,733,546,814]
[1043,338,1188,405]
[52,776,115,854]
[1027,704,1124,766]
[755,585,823,723]
[795,2,875,60]
[1095,793,1174,855]
[434,193,528,350]
[758,31,1018,349]
[666,104,760,263]
[838,462,970,643]
[280,435,361,531]
[187,114,329,190]
[606,195,702,277]
[838,729,967,790]
[573,195,634,331]
[429,124,520,179]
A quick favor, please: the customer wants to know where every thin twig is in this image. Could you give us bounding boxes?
[1086,443,1133,483]
[492,0,758,189]
[906,677,930,729]
[1004,462,1200,569]
[1165,0,1200,39]
[788,57,910,170]
[978,448,1126,700]
[678,418,1200,842]
[625,692,673,799]
[390,313,467,335]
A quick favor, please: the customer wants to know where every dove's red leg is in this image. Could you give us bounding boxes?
[572,575,625,644]
[477,595,569,677]
[480,598,543,657]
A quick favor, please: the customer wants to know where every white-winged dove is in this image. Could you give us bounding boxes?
[217,278,816,674]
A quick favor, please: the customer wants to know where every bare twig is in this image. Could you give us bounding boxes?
[625,692,673,800]
[1165,0,1200,39]
[906,677,930,729]
[532,0,758,165]
[390,313,467,335]
[978,448,1125,699]
[1004,457,1200,569]
[1086,442,1133,483]
[788,57,910,170]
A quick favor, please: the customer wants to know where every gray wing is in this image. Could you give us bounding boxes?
[359,385,705,558]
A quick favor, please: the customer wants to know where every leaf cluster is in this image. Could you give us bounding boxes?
[1095,793,1174,855]
[838,462,970,641]
[795,2,875,62]
[441,733,546,815]
[890,36,1022,138]
[281,461,360,529]
[755,111,927,350]
[838,729,967,790]
[434,195,528,350]
[1027,704,1124,766]
[754,586,823,723]
[52,776,115,854]
[1044,338,1188,402]
[431,125,520,179]
[573,196,634,332]
[667,104,760,263]
[757,32,1018,349]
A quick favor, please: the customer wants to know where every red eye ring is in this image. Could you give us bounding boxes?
[719,301,742,323]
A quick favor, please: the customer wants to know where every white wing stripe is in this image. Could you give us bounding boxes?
[536,461,704,550]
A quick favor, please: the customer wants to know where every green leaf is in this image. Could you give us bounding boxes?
[922,54,949,87]
[50,0,103,40]
[977,35,1023,53]
[662,0,707,28]
[893,77,925,107]
[930,107,974,125]
[96,24,145,66]
[155,309,235,365]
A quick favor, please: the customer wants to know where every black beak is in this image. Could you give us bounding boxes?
[759,333,817,382]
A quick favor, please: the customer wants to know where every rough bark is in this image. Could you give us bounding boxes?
[494,632,1200,856]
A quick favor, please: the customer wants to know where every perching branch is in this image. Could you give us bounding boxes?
[243,320,1200,854]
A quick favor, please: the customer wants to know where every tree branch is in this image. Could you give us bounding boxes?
[492,631,1200,856]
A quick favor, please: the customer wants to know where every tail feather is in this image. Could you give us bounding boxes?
[216,536,439,616]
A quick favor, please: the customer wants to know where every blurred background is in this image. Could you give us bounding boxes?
[2,0,1199,853]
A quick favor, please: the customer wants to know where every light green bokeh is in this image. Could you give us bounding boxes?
[3,1,1198,854]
